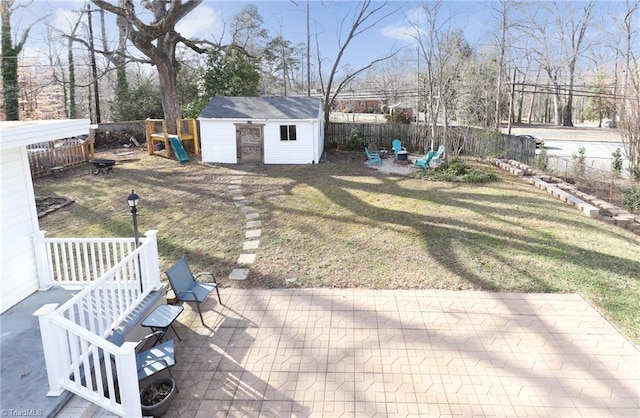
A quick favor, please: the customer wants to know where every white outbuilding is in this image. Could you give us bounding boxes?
[198,96,324,164]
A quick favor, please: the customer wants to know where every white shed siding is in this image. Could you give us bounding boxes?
[199,119,238,164]
[1,147,39,313]
[263,120,317,164]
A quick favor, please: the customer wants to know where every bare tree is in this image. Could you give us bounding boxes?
[367,54,415,113]
[91,0,210,133]
[317,0,398,125]
[408,0,469,151]
[519,1,595,126]
[616,0,640,179]
[491,0,517,130]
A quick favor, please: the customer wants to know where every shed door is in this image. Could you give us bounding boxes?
[236,124,264,163]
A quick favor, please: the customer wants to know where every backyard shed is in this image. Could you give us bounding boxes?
[0,119,90,313]
[198,96,324,164]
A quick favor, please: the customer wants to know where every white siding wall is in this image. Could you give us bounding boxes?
[199,119,238,164]
[263,121,317,164]
[1,147,39,313]
[200,111,324,165]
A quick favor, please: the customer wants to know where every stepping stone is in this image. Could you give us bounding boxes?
[246,220,262,228]
[240,206,254,213]
[230,179,242,184]
[245,213,260,220]
[246,229,261,238]
[243,240,259,250]
[228,185,241,190]
[232,195,246,200]
[237,253,256,264]
[229,268,249,280]
[234,200,250,207]
[229,188,243,194]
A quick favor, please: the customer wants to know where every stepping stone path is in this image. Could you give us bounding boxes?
[227,175,261,280]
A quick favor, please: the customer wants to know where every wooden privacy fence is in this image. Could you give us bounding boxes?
[325,122,536,164]
[28,138,95,178]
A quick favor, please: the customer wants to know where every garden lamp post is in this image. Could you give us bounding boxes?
[127,190,140,247]
[127,190,142,292]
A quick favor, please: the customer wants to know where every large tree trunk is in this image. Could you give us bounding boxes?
[157,60,180,133]
[563,65,576,127]
[92,0,201,131]
[154,32,180,133]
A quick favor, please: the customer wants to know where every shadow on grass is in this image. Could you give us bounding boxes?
[33,150,640,341]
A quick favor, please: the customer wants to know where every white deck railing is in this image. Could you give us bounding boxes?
[32,231,158,289]
[34,230,162,417]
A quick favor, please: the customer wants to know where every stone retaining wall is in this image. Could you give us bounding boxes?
[492,159,640,235]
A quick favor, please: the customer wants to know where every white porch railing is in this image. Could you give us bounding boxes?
[34,230,162,417]
[32,231,159,289]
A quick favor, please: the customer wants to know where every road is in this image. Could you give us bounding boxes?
[505,123,629,175]
[541,140,628,173]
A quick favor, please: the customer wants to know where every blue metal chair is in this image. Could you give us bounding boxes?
[108,330,177,383]
[165,257,221,326]
[391,139,407,159]
[364,147,382,166]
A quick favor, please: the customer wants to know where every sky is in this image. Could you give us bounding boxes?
[12,1,498,72]
[9,1,635,81]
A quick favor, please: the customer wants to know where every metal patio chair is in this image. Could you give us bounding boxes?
[165,257,221,326]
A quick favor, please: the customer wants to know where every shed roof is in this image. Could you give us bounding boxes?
[199,96,322,120]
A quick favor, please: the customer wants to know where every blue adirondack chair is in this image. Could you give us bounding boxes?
[391,139,407,158]
[364,147,382,166]
[432,144,445,164]
[414,150,436,169]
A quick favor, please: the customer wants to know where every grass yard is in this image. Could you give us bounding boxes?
[34,149,640,344]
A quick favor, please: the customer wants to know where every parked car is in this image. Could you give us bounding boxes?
[517,134,544,148]
[602,119,615,128]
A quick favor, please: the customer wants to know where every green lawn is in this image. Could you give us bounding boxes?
[35,149,640,344]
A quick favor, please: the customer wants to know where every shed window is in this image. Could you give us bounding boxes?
[280,125,297,141]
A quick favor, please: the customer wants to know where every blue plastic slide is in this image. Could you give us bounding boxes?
[168,135,189,162]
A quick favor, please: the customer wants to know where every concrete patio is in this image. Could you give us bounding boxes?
[67,288,637,417]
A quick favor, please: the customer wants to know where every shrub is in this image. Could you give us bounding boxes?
[612,148,624,176]
[412,158,499,183]
[442,159,469,176]
[384,110,412,124]
[572,145,587,179]
[535,143,549,171]
[347,128,366,150]
[462,169,499,183]
[620,184,640,213]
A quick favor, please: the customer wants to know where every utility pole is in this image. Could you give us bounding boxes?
[86,5,101,123]
[507,67,516,135]
[306,0,311,96]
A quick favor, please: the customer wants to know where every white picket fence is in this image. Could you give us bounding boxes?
[34,231,162,417]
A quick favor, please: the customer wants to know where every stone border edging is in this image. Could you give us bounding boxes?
[491,159,640,235]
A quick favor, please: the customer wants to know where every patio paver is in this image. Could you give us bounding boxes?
[160,289,639,417]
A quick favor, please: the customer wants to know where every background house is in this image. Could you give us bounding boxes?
[0,119,90,313]
[198,96,324,164]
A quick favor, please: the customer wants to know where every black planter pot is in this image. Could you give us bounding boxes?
[140,377,177,418]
